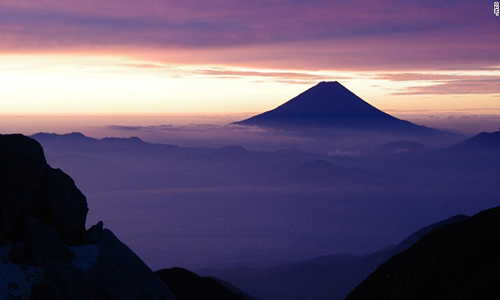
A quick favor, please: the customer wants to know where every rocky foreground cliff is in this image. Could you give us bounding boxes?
[0,134,175,299]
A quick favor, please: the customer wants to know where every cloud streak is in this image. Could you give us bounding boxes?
[120,63,350,84]
[378,73,500,95]
[1,0,498,70]
[106,123,267,133]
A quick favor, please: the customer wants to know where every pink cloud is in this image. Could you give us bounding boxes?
[0,0,497,70]
[395,79,500,95]
[377,73,500,95]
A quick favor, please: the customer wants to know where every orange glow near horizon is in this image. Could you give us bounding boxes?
[1,54,500,117]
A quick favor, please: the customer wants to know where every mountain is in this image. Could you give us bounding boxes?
[452,130,500,152]
[155,268,249,300]
[234,81,447,137]
[0,134,175,299]
[198,214,468,300]
[347,206,500,300]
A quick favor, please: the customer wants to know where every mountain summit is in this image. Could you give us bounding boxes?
[234,82,443,136]
[452,131,500,152]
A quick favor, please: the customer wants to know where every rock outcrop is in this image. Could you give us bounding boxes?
[86,227,173,299]
[0,134,87,245]
[0,134,175,299]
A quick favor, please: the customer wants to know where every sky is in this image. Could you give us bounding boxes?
[0,0,499,119]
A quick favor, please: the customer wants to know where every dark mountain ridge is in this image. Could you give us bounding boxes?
[198,214,469,300]
[347,206,500,300]
[155,268,249,300]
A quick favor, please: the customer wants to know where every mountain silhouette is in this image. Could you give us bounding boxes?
[347,206,500,300]
[234,82,446,136]
[155,268,249,300]
[452,130,500,152]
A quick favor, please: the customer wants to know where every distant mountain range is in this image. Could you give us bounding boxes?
[31,132,376,191]
[234,82,451,138]
[31,130,500,195]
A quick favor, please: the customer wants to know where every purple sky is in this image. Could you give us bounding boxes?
[2,0,498,70]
